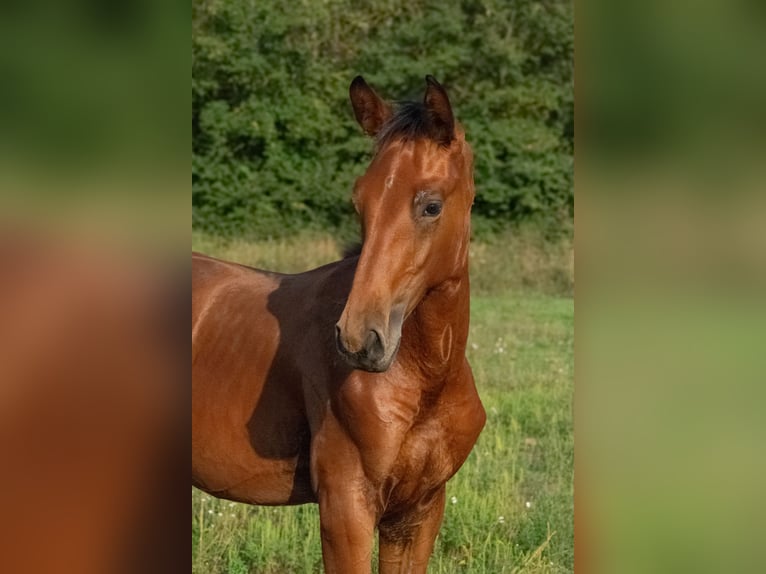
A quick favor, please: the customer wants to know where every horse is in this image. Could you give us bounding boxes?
[192,75,486,573]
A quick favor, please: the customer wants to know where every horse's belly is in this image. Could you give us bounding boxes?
[192,382,315,506]
[193,453,316,505]
[192,386,316,505]
[192,262,317,505]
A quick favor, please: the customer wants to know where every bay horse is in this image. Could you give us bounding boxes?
[192,76,485,573]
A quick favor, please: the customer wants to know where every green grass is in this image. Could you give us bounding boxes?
[192,234,573,573]
[192,228,574,297]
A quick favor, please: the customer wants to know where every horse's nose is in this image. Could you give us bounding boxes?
[335,322,386,364]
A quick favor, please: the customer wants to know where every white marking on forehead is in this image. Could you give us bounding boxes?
[385,175,394,189]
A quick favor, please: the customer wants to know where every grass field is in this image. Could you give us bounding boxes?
[192,232,574,573]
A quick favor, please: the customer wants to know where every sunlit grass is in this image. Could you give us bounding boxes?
[192,232,341,275]
[192,227,573,297]
[191,235,573,573]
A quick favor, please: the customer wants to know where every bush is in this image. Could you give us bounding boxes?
[192,0,573,239]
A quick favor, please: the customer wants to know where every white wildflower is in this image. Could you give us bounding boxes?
[450,496,458,505]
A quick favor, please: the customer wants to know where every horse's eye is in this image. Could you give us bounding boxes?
[423,202,442,217]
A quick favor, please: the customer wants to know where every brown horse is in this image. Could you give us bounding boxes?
[192,76,485,573]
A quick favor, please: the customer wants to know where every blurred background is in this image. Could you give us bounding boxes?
[580,0,766,572]
[3,0,764,571]
[0,0,188,244]
[0,1,187,573]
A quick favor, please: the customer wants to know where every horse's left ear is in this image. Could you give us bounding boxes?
[424,76,455,146]
[350,76,392,137]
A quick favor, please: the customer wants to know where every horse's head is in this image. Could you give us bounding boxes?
[335,76,475,372]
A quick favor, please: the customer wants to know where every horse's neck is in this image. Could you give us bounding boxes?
[402,269,471,383]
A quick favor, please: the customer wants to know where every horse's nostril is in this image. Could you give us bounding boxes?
[336,324,386,365]
[335,324,345,352]
[365,329,385,361]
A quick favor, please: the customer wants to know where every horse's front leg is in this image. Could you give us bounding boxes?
[317,482,376,573]
[378,486,446,574]
[313,419,377,573]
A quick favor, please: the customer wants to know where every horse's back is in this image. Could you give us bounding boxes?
[192,251,278,327]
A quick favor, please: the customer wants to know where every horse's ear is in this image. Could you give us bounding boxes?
[350,76,391,137]
[424,75,455,146]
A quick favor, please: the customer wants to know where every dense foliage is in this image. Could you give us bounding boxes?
[192,0,573,239]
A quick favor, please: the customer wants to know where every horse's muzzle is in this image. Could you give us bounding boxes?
[335,324,396,372]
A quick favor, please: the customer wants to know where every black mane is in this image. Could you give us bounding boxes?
[376,101,444,149]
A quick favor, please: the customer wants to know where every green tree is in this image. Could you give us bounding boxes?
[192,0,573,239]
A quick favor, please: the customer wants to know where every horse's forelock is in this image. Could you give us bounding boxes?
[375,101,450,150]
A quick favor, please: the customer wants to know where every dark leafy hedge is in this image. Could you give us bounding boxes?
[192,0,573,239]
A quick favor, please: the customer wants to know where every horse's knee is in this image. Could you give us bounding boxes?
[318,489,376,543]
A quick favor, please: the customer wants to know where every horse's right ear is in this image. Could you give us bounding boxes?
[349,76,391,137]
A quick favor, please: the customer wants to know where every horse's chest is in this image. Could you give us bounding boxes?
[338,375,481,507]
[384,420,456,504]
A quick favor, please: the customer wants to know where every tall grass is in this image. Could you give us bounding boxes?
[468,230,574,297]
[192,227,573,297]
[191,232,573,573]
